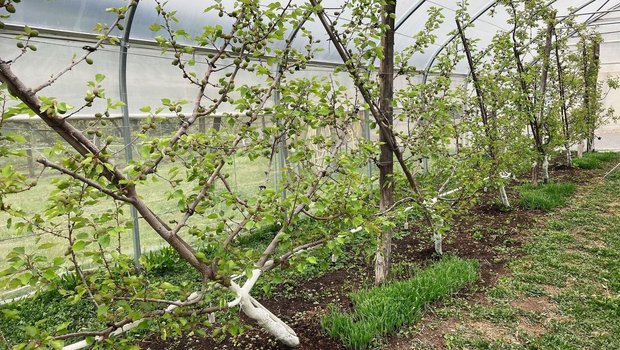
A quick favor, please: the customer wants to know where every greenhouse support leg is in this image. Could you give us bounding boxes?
[604,162,620,179]
[118,0,141,268]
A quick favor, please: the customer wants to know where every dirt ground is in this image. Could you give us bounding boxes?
[139,162,612,350]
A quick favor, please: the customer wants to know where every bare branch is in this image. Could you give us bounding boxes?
[32,16,124,93]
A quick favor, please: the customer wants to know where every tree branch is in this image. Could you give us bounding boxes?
[36,158,132,203]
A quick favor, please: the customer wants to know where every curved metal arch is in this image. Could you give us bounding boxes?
[421,0,615,82]
[586,0,613,23]
[395,0,428,31]
[422,0,504,83]
[118,0,142,267]
[562,1,620,41]
[422,0,562,83]
[584,1,620,25]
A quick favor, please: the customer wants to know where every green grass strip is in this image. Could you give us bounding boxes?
[573,151,617,169]
[517,182,576,211]
[321,257,479,349]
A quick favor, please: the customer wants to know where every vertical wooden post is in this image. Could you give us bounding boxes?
[375,0,396,286]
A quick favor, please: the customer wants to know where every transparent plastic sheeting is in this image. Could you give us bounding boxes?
[5,0,620,70]
[0,33,464,118]
[1,0,620,120]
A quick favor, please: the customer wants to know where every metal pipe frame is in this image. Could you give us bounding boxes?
[395,0,428,31]
[422,0,503,83]
[425,0,611,83]
[118,0,142,268]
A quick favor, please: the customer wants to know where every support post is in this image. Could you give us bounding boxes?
[119,0,141,268]
[375,0,396,286]
[26,124,35,178]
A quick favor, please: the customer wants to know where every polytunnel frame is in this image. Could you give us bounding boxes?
[1,0,619,271]
[416,0,619,83]
[119,0,142,268]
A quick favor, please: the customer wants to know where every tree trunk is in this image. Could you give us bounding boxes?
[213,115,222,131]
[499,185,510,208]
[554,30,572,168]
[433,232,443,255]
[530,20,553,187]
[374,0,396,286]
[230,270,299,347]
[457,19,509,208]
[542,154,549,184]
[583,40,600,153]
[531,161,540,187]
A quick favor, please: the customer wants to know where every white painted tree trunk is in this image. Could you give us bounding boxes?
[531,161,539,186]
[433,232,443,255]
[565,145,572,167]
[577,141,584,158]
[499,185,510,208]
[230,269,300,347]
[374,250,388,284]
[542,154,550,184]
[63,270,300,350]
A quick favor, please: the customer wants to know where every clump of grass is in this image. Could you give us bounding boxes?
[573,151,617,169]
[517,182,576,211]
[321,257,479,349]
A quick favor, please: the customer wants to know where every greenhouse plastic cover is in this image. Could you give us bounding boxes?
[1,0,620,125]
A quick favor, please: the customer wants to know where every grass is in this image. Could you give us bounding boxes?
[572,151,617,169]
[0,289,102,348]
[0,156,274,271]
[321,257,479,349]
[517,182,576,211]
[403,173,620,350]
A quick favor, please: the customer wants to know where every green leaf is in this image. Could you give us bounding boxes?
[38,242,56,250]
[72,240,87,251]
[149,23,162,32]
[98,234,111,247]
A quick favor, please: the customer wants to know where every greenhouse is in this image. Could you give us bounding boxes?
[1,0,620,349]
